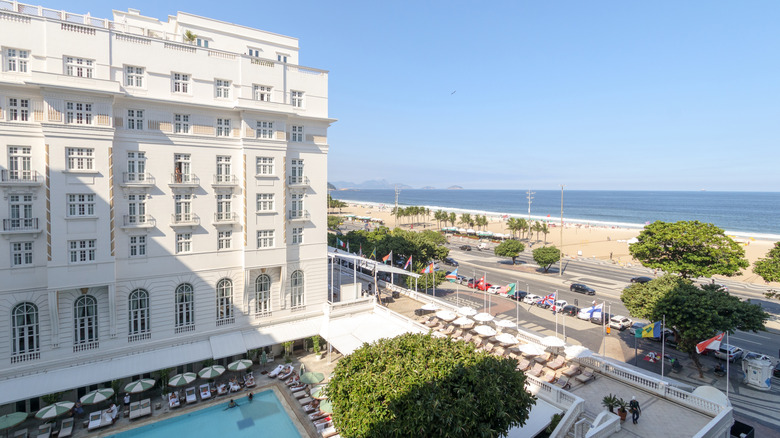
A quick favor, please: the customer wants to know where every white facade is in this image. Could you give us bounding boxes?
[0,2,333,406]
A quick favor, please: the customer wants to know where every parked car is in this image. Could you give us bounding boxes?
[487,285,502,294]
[560,304,579,316]
[459,245,472,251]
[467,278,478,288]
[523,294,541,305]
[712,344,744,362]
[630,276,653,284]
[577,308,598,320]
[570,283,596,295]
[773,362,780,378]
[508,291,528,301]
[456,275,468,284]
[664,336,680,350]
[477,282,492,292]
[443,257,458,266]
[550,300,568,312]
[609,315,633,331]
[590,313,612,325]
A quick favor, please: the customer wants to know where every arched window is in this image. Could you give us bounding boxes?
[255,274,271,316]
[74,295,98,350]
[216,279,234,325]
[175,283,195,333]
[291,270,304,309]
[128,289,150,341]
[12,302,39,362]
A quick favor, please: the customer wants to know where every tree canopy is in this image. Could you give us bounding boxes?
[327,215,342,230]
[494,240,525,264]
[326,333,536,438]
[533,246,561,273]
[621,275,767,376]
[753,242,780,293]
[628,220,748,278]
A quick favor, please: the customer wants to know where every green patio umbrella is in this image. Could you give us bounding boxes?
[319,399,333,414]
[168,372,197,387]
[80,388,115,405]
[310,385,327,400]
[260,351,268,370]
[124,378,156,394]
[0,412,27,431]
[198,365,226,379]
[299,372,325,385]
[227,359,253,372]
[35,402,74,420]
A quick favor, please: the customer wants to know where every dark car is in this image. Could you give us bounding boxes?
[508,291,528,301]
[774,362,780,378]
[561,304,579,316]
[630,276,653,284]
[590,313,611,325]
[459,245,472,251]
[443,257,458,266]
[570,283,596,295]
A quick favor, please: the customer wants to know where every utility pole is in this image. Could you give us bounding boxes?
[559,185,565,277]
[394,185,400,229]
[526,189,534,239]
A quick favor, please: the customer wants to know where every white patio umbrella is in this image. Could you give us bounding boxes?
[198,365,226,379]
[168,372,197,387]
[227,359,253,372]
[564,345,593,359]
[35,401,75,420]
[421,303,440,311]
[80,388,115,405]
[474,325,497,337]
[435,310,457,322]
[495,332,519,346]
[541,336,566,348]
[452,316,474,326]
[495,319,516,329]
[473,313,494,323]
[458,306,477,316]
[124,378,156,394]
[516,343,546,356]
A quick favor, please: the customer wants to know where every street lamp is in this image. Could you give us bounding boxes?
[559,185,565,277]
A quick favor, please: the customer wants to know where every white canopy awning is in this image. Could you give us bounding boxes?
[242,316,324,350]
[328,247,421,278]
[210,332,247,360]
[321,310,426,357]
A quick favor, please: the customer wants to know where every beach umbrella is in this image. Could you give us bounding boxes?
[227,359,253,372]
[311,385,327,400]
[80,388,115,405]
[495,319,516,329]
[168,372,197,387]
[564,345,593,359]
[319,399,334,414]
[474,325,497,337]
[35,401,75,420]
[421,303,440,311]
[435,310,457,322]
[516,344,546,356]
[495,333,519,346]
[300,372,325,385]
[458,306,477,316]
[198,365,226,379]
[124,378,156,394]
[452,316,474,326]
[473,313,494,323]
[541,336,566,348]
[0,412,27,432]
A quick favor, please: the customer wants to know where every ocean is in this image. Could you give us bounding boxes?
[329,190,780,239]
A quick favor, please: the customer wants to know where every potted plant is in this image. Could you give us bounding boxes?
[183,30,197,44]
[283,341,294,363]
[156,368,173,401]
[602,393,619,413]
[312,335,323,360]
[616,398,628,422]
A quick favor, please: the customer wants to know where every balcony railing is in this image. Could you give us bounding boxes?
[122,214,155,228]
[2,218,40,232]
[287,175,310,187]
[213,212,239,224]
[0,170,43,186]
[121,172,155,187]
[170,213,200,226]
[288,210,310,221]
[212,174,238,186]
[169,173,199,186]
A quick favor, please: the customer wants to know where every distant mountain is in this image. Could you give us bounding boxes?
[447,185,464,190]
[331,180,412,190]
[420,186,436,190]
[327,182,337,190]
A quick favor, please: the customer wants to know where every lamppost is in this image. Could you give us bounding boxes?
[559,184,565,277]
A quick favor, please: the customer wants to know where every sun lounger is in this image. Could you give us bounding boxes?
[492,347,507,356]
[12,430,27,438]
[290,383,307,392]
[58,418,73,438]
[516,358,531,371]
[482,342,495,353]
[278,366,294,380]
[244,373,256,388]
[471,337,483,348]
[87,410,113,431]
[461,333,472,343]
[451,329,463,339]
[540,370,557,383]
[575,367,595,384]
[561,363,580,377]
[321,426,339,438]
[425,317,440,327]
[140,399,152,417]
[185,387,197,404]
[293,391,308,399]
[299,397,314,406]
[527,363,544,377]
[268,364,285,378]
[128,401,141,419]
[534,352,551,365]
[547,356,566,370]
[440,325,454,335]
[216,383,228,396]
[309,411,328,421]
[229,380,242,393]
[554,376,571,389]
[199,383,212,400]
[168,393,181,408]
[37,423,51,438]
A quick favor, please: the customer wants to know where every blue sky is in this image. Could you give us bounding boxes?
[51,1,780,190]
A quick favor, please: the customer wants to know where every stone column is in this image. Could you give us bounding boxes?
[48,289,59,348]
[108,283,117,338]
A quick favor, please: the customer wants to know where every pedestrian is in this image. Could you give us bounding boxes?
[123,393,131,408]
[629,396,641,424]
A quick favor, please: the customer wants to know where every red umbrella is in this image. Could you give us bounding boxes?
[695,332,724,354]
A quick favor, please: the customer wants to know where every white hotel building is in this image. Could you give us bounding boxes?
[0,2,334,410]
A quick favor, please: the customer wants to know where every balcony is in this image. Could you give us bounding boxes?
[121,214,156,229]
[170,213,200,227]
[213,212,240,225]
[212,174,239,187]
[120,172,155,188]
[287,175,310,188]
[1,218,42,236]
[168,173,199,188]
[0,170,43,188]
[288,210,310,222]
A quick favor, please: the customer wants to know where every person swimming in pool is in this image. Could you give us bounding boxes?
[225,399,237,410]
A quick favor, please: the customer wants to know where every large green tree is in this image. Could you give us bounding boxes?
[327,215,343,230]
[326,333,536,438]
[753,242,780,297]
[533,246,561,273]
[494,240,525,264]
[621,275,767,376]
[628,220,748,278]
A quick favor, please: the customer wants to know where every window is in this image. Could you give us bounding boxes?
[253,85,271,102]
[173,154,191,182]
[69,240,96,263]
[5,48,29,73]
[277,54,287,63]
[291,270,304,308]
[216,118,230,137]
[67,194,95,217]
[65,56,93,78]
[291,159,304,183]
[255,274,271,316]
[291,90,304,108]
[215,79,230,98]
[66,148,94,171]
[174,193,192,222]
[11,242,33,267]
[172,73,190,93]
[129,235,146,257]
[176,232,192,253]
[291,193,304,218]
[8,195,33,230]
[127,109,144,130]
[196,38,209,48]
[128,289,150,341]
[173,114,190,134]
[291,125,303,142]
[125,66,144,88]
[216,156,231,182]
[256,193,274,212]
[257,230,274,248]
[216,279,234,325]
[7,146,31,181]
[256,121,274,139]
[74,295,98,349]
[65,102,92,125]
[126,152,146,182]
[7,98,29,122]
[216,194,231,221]
[218,231,231,250]
[292,227,303,244]
[175,283,195,332]
[248,48,260,58]
[256,157,274,175]
[12,303,39,362]
[128,194,147,225]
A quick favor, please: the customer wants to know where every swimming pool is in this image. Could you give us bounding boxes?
[106,391,302,438]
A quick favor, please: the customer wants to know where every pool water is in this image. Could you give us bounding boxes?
[106,391,302,437]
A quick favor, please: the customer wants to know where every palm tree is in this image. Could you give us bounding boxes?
[459,213,472,229]
[540,222,550,245]
[183,30,197,44]
[516,218,528,241]
[449,212,457,228]
[534,221,542,241]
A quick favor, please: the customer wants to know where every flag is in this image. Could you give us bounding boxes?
[337,238,346,249]
[585,303,603,318]
[637,321,662,338]
[696,332,724,354]
[421,262,435,274]
[403,256,412,270]
[382,251,392,264]
[539,294,555,307]
[359,244,363,257]
[505,283,516,297]
[445,268,458,280]
[370,248,376,259]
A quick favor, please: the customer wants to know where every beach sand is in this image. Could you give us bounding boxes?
[335,203,778,287]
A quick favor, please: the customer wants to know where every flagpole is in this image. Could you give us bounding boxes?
[516,279,520,331]
[601,301,606,357]
[726,332,729,398]
[661,315,666,382]
[554,289,558,337]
